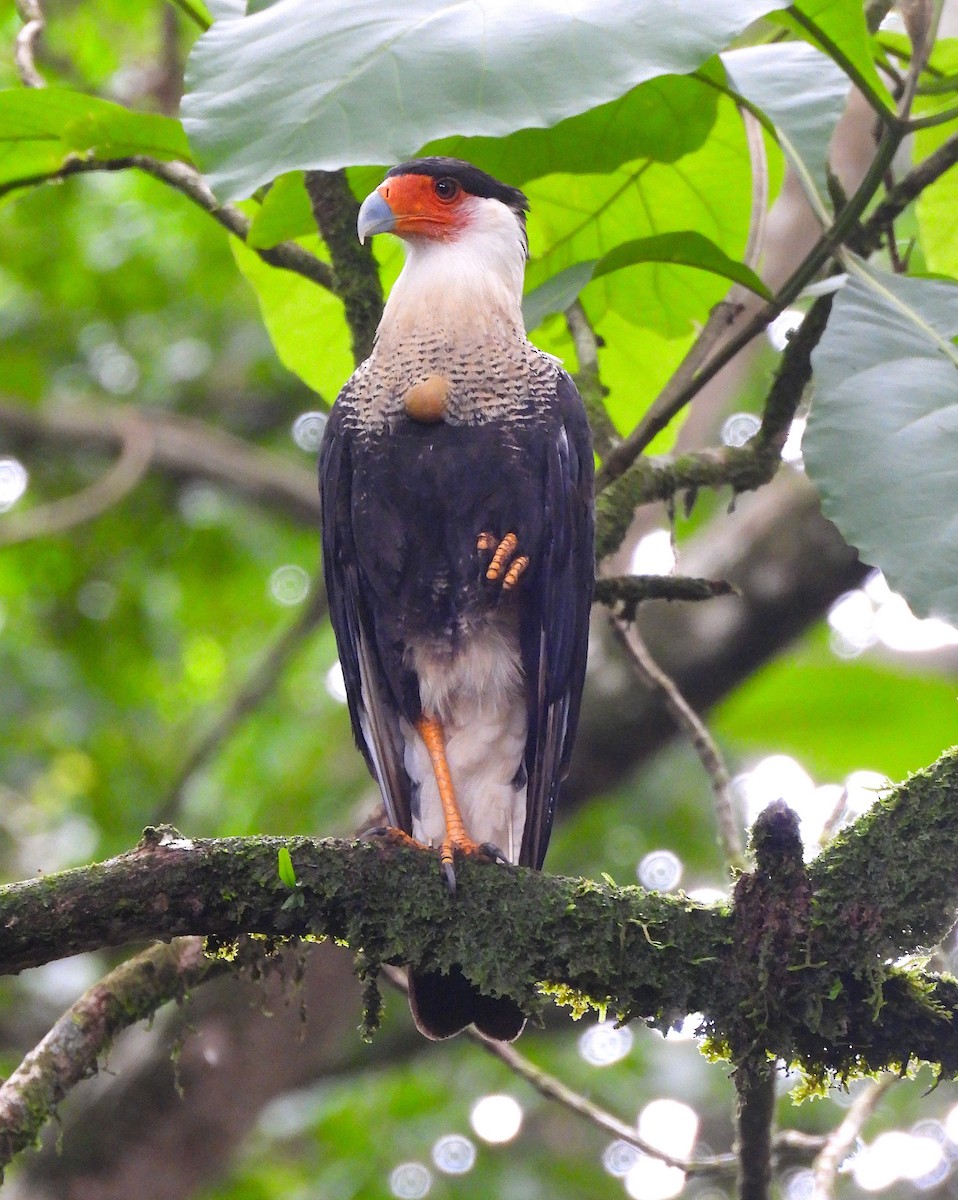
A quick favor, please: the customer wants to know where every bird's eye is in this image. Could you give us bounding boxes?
[433,177,460,202]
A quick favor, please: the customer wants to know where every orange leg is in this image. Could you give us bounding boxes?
[416,715,491,891]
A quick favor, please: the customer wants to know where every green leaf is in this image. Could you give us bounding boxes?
[804,261,958,624]
[428,73,722,183]
[522,231,770,329]
[247,172,315,248]
[596,231,771,295]
[231,233,353,400]
[912,44,958,279]
[0,88,191,163]
[277,845,298,889]
[780,0,893,114]
[722,43,850,210]
[525,91,756,339]
[182,0,791,199]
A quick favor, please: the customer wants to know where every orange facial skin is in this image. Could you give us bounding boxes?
[377,173,472,241]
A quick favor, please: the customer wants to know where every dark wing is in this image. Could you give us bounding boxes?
[319,401,412,834]
[519,370,595,869]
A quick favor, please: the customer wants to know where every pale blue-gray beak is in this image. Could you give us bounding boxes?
[357,190,396,244]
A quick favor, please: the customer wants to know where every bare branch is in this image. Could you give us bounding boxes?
[0,400,321,527]
[0,156,336,294]
[612,625,744,869]
[812,1074,896,1200]
[479,1035,737,1178]
[14,0,45,88]
[595,294,832,561]
[0,418,153,546]
[0,939,222,1174]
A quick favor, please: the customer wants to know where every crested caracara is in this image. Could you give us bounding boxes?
[320,157,594,1040]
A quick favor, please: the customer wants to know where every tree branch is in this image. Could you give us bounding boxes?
[0,157,336,293]
[611,625,743,869]
[564,300,619,461]
[0,939,222,1176]
[812,1074,896,1199]
[595,294,832,560]
[2,750,958,1080]
[304,170,384,364]
[0,399,321,527]
[14,0,45,88]
[0,417,153,545]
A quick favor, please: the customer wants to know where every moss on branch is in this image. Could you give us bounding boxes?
[2,749,958,1083]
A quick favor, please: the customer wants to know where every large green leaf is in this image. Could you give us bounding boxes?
[522,230,771,329]
[0,89,191,189]
[525,91,756,341]
[912,40,958,279]
[722,42,850,210]
[804,262,958,624]
[779,0,893,113]
[181,0,790,199]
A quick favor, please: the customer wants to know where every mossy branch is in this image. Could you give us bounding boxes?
[1,751,958,1088]
[304,169,384,364]
[0,938,222,1174]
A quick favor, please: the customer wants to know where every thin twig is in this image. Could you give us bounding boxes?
[594,573,735,618]
[0,938,223,1173]
[14,0,45,88]
[0,419,153,546]
[477,1033,737,1178]
[0,157,336,294]
[565,300,618,461]
[812,1074,896,1199]
[381,963,734,1176]
[612,623,744,869]
[597,119,904,492]
[155,578,329,824]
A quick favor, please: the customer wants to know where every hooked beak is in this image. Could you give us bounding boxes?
[357,190,395,244]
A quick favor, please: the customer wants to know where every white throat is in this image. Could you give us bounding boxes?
[373,197,528,355]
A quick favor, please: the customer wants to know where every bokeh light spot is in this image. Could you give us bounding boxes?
[470,1094,523,1144]
[431,1134,476,1175]
[720,412,760,447]
[292,410,328,451]
[269,564,310,606]
[578,1020,633,1066]
[389,1162,431,1199]
[0,456,29,512]
[638,849,682,891]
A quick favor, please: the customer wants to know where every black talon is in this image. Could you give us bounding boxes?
[480,842,509,865]
[443,859,458,895]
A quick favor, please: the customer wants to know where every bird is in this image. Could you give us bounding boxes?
[319,156,594,1041]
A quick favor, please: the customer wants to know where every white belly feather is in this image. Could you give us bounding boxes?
[402,618,528,863]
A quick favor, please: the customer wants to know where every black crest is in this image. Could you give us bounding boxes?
[386,157,528,213]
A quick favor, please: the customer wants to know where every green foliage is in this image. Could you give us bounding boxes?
[2,0,958,1197]
[181,0,791,197]
[804,263,958,624]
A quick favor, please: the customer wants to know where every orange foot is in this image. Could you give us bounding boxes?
[438,835,509,893]
[476,531,529,591]
[366,826,429,851]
